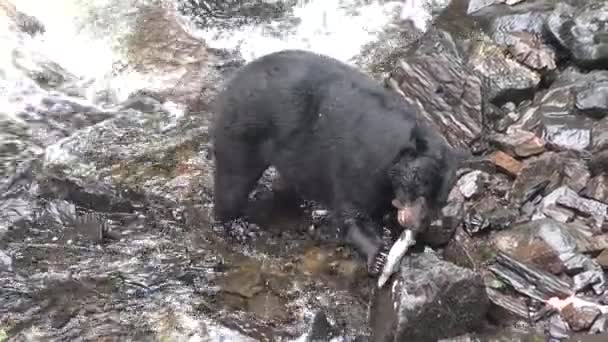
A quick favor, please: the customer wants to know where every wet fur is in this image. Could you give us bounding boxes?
[211,49,464,273]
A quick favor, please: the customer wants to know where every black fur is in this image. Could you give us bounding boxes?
[211,49,465,274]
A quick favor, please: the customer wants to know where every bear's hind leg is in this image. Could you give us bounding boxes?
[213,140,269,222]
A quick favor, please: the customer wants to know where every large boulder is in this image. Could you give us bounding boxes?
[370,250,489,342]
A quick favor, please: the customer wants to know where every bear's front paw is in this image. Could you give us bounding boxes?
[368,245,389,276]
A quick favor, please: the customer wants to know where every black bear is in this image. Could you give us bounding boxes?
[211,49,466,274]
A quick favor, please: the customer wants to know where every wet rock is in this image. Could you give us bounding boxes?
[370,251,489,342]
[356,19,423,77]
[122,2,229,113]
[597,250,608,269]
[504,31,556,72]
[0,113,42,179]
[590,315,608,334]
[513,69,608,152]
[305,311,339,342]
[546,2,608,68]
[561,303,601,332]
[550,314,571,340]
[0,0,45,36]
[41,109,214,206]
[248,292,288,321]
[575,81,608,119]
[492,219,608,274]
[423,188,465,247]
[18,97,115,147]
[387,51,482,149]
[563,253,593,275]
[573,270,603,293]
[482,3,554,47]
[444,227,496,270]
[589,150,608,176]
[489,128,545,157]
[464,196,518,235]
[454,170,488,199]
[0,249,12,271]
[489,150,522,176]
[510,152,590,206]
[593,118,608,152]
[468,38,541,105]
[555,186,608,231]
[119,95,166,113]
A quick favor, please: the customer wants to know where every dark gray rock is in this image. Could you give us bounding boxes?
[119,95,167,113]
[575,81,608,119]
[15,10,45,36]
[510,152,588,206]
[549,314,571,340]
[504,31,556,72]
[387,53,482,149]
[561,303,602,332]
[489,128,545,157]
[555,186,608,232]
[481,3,554,46]
[589,150,608,176]
[593,118,608,152]
[584,175,608,204]
[467,38,541,105]
[590,315,608,334]
[464,196,518,234]
[546,1,608,68]
[370,251,489,342]
[41,109,214,205]
[512,69,608,152]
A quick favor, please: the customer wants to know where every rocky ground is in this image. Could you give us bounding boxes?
[1,0,608,341]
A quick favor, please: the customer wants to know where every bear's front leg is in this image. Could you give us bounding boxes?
[337,208,389,276]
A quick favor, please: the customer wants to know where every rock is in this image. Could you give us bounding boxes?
[504,31,556,72]
[488,150,522,176]
[356,19,423,77]
[589,150,608,176]
[550,313,571,340]
[305,311,339,342]
[597,250,608,269]
[546,2,608,68]
[0,113,42,179]
[121,2,233,113]
[0,0,45,36]
[370,251,489,342]
[563,253,593,275]
[482,3,554,47]
[510,152,589,206]
[422,186,465,247]
[555,186,608,231]
[562,157,591,193]
[464,196,518,235]
[119,95,166,113]
[387,52,482,149]
[0,249,12,271]
[575,81,608,119]
[443,227,496,270]
[489,128,545,157]
[453,171,488,199]
[513,69,608,152]
[41,109,214,206]
[561,303,601,332]
[492,219,608,274]
[573,270,603,293]
[590,315,608,334]
[467,0,502,14]
[467,38,541,105]
[593,118,608,152]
